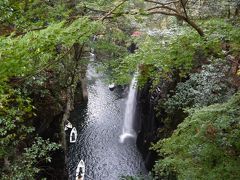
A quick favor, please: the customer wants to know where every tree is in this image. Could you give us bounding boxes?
[0,1,102,178]
[144,0,204,36]
[152,92,240,180]
[1,0,239,179]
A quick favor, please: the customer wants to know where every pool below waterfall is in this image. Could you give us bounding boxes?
[67,64,146,180]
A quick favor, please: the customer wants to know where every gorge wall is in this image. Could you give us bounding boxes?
[135,76,186,171]
[30,44,87,179]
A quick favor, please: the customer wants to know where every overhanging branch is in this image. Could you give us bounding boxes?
[147,10,183,18]
[147,5,179,14]
[101,0,128,21]
[145,0,178,6]
[180,0,188,18]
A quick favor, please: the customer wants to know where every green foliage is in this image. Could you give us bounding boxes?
[1,137,60,180]
[0,2,102,178]
[0,17,101,82]
[152,92,240,180]
[0,1,239,179]
[164,59,235,113]
[108,27,204,85]
[202,18,240,53]
[121,174,154,180]
[121,176,145,180]
[0,87,34,157]
[150,19,240,179]
[0,81,60,180]
[93,17,136,82]
[187,0,238,19]
[0,0,70,30]
[104,18,240,88]
[94,19,130,60]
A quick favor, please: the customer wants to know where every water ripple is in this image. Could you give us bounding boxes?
[67,65,146,180]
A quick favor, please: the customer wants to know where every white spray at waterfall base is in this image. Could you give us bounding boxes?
[119,74,138,143]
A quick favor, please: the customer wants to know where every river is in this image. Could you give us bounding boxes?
[67,63,146,180]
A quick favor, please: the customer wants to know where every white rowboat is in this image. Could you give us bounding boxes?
[76,160,85,180]
[70,127,77,143]
[64,120,73,131]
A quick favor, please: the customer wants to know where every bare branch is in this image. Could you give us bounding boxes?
[180,0,188,18]
[101,0,128,21]
[4,26,48,37]
[184,0,189,6]
[147,5,179,14]
[145,0,178,6]
[147,10,184,18]
[85,7,107,14]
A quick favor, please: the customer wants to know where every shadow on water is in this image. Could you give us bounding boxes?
[67,64,146,180]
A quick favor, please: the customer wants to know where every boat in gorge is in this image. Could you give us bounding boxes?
[76,160,85,180]
[1,1,239,180]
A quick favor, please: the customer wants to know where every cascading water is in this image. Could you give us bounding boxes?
[67,47,146,179]
[67,66,146,179]
[119,74,137,143]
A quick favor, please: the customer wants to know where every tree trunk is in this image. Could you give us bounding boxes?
[184,17,204,37]
[235,3,240,16]
[178,0,204,36]
[227,1,231,19]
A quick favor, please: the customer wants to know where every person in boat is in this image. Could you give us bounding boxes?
[77,167,83,179]
[71,133,75,141]
[78,174,82,179]
[80,167,83,174]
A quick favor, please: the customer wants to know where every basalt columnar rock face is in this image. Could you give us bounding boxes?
[136,76,184,171]
[136,52,240,172]
[135,81,158,171]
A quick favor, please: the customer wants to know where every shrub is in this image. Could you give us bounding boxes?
[165,59,235,113]
[152,92,240,180]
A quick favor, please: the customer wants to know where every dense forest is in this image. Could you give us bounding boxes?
[0,0,240,179]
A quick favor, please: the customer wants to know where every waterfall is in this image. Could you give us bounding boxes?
[119,74,137,143]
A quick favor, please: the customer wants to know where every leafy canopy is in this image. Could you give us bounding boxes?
[152,92,240,180]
